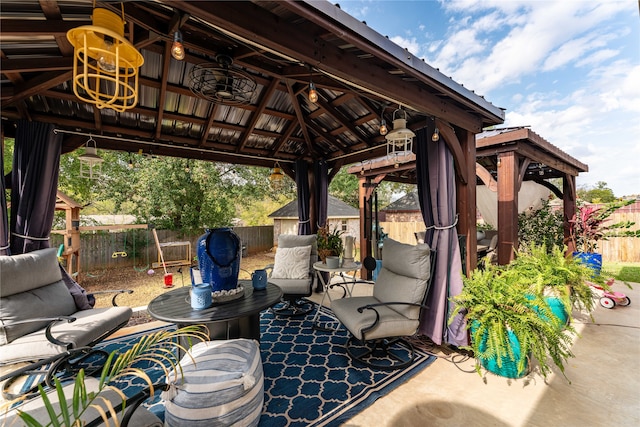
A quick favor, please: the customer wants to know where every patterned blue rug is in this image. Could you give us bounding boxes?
[92,302,436,426]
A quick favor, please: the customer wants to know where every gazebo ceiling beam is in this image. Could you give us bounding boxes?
[436,118,468,184]
[237,78,281,153]
[285,80,316,157]
[173,1,487,133]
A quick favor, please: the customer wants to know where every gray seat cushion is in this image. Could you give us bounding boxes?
[1,248,78,344]
[267,277,311,294]
[332,296,420,341]
[0,248,62,296]
[0,306,132,364]
[270,234,318,296]
[332,238,431,342]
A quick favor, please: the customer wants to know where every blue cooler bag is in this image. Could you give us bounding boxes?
[197,228,241,292]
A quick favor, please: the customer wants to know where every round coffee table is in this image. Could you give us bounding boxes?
[147,281,282,341]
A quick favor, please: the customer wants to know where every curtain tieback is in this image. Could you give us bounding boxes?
[0,243,10,250]
[298,219,310,224]
[426,214,459,231]
[11,232,50,241]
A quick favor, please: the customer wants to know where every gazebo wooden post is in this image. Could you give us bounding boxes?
[358,175,370,279]
[358,174,385,279]
[308,164,317,234]
[563,174,577,254]
[497,151,519,265]
[455,129,478,275]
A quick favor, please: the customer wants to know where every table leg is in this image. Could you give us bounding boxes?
[312,270,329,328]
[312,271,346,332]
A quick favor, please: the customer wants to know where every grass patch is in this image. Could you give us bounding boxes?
[603,262,640,284]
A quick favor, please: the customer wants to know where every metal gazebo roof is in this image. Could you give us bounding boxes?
[1,0,504,174]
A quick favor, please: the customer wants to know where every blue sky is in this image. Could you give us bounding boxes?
[332,0,639,197]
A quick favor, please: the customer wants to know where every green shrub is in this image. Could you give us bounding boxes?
[518,198,564,252]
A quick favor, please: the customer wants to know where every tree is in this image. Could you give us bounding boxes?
[328,168,360,207]
[578,181,616,203]
[52,146,304,229]
[328,166,415,209]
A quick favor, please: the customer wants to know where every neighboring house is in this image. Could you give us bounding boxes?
[380,192,424,223]
[268,196,360,247]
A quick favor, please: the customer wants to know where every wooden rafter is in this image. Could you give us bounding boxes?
[155,41,173,140]
[237,78,280,153]
[285,80,315,157]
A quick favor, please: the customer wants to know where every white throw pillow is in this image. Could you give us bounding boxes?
[271,245,312,279]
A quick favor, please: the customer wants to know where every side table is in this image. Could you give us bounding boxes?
[311,261,362,330]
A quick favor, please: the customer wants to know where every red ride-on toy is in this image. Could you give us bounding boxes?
[589,279,631,309]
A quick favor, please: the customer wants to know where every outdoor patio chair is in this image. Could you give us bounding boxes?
[265,234,317,316]
[478,234,498,268]
[331,238,434,370]
[0,248,133,399]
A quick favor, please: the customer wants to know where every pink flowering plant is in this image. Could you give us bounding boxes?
[569,200,638,253]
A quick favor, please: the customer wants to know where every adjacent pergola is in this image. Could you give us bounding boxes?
[476,127,588,264]
[348,126,588,267]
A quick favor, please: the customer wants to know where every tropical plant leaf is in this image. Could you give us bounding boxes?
[17,325,207,426]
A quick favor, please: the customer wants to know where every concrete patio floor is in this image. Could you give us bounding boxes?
[115,277,639,426]
[310,278,640,427]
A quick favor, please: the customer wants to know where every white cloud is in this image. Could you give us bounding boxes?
[389,36,421,56]
[428,1,633,95]
[575,49,620,68]
[338,0,639,195]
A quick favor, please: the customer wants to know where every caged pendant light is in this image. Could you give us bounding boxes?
[66,6,144,112]
[269,162,285,190]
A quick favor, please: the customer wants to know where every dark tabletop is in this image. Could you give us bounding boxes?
[147,281,282,324]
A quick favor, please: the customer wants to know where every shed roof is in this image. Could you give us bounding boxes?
[382,192,420,212]
[269,195,358,219]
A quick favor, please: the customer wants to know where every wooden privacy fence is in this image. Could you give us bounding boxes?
[599,209,640,262]
[379,216,640,263]
[51,226,274,273]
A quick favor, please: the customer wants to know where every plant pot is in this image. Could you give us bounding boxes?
[325,256,340,269]
[544,296,569,328]
[525,294,569,330]
[471,321,528,379]
[572,251,602,276]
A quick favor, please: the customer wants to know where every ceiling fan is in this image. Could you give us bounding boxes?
[188,54,257,105]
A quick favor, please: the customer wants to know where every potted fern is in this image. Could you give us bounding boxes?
[509,243,596,326]
[11,325,208,426]
[452,261,575,380]
[451,243,602,381]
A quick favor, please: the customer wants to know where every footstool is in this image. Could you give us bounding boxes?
[163,339,263,427]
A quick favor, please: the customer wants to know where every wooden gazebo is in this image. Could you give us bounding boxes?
[1,0,505,261]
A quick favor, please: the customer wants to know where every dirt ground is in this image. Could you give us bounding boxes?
[79,251,275,311]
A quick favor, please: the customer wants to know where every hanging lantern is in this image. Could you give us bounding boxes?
[66,7,144,112]
[385,108,415,160]
[79,136,104,179]
[269,162,284,190]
